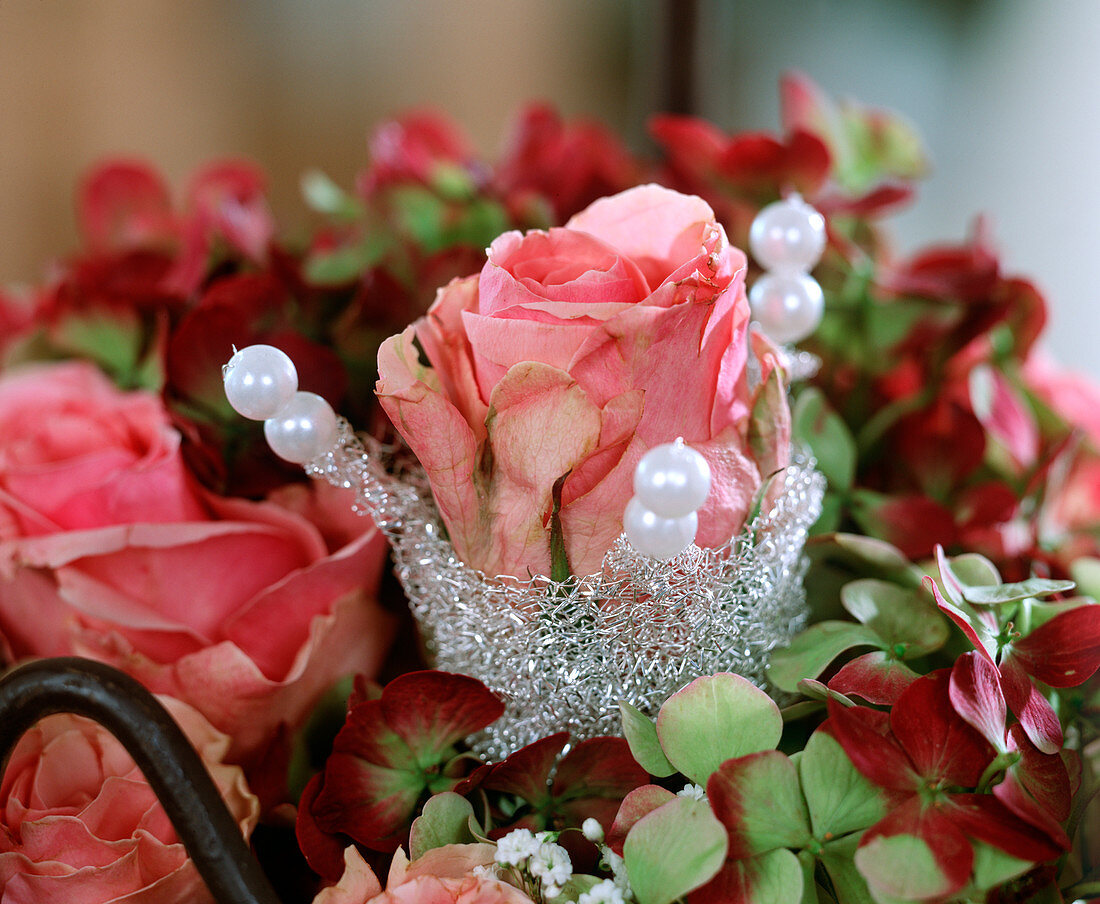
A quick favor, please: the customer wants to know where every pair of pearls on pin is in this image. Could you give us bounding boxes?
[748,193,827,345]
[623,439,712,560]
[223,344,337,463]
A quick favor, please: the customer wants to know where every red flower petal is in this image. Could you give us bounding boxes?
[927,575,998,665]
[1011,604,1100,687]
[310,752,421,852]
[891,670,995,788]
[552,736,649,801]
[829,651,920,705]
[78,160,175,252]
[997,657,1063,754]
[947,794,1065,862]
[860,796,973,900]
[295,772,354,880]
[824,701,920,793]
[949,652,1007,753]
[379,671,504,761]
[477,732,569,804]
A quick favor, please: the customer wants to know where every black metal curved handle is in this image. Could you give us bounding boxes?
[0,657,282,904]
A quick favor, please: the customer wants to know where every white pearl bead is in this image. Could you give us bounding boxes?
[749,271,825,345]
[623,496,697,560]
[263,391,338,464]
[633,439,711,518]
[749,195,826,273]
[223,344,299,421]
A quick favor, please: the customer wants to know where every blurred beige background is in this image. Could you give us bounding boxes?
[3,1,1099,376]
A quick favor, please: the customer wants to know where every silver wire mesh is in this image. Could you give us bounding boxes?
[307,421,824,759]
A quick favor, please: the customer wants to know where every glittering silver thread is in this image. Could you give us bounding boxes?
[307,421,824,759]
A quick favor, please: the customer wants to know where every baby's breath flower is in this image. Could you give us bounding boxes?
[529,840,572,890]
[496,828,540,867]
[677,782,706,801]
[581,817,605,843]
[578,879,628,904]
[604,849,632,895]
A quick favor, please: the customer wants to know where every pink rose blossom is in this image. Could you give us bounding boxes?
[0,696,258,904]
[0,361,395,778]
[377,184,788,578]
[314,846,534,904]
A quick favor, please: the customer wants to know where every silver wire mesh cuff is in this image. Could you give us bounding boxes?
[308,421,825,760]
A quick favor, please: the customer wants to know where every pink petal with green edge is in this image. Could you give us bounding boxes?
[946,794,1065,861]
[484,361,603,577]
[1005,724,1071,821]
[926,577,998,664]
[376,328,483,567]
[891,670,994,788]
[823,701,919,793]
[949,652,1008,753]
[829,651,920,705]
[552,736,649,800]
[999,658,1062,754]
[623,797,728,904]
[934,545,967,607]
[688,848,803,904]
[478,733,569,804]
[707,751,812,857]
[857,799,972,902]
[311,752,423,852]
[1011,604,1100,687]
[655,673,783,786]
[969,365,1039,469]
[379,671,504,765]
[607,785,676,855]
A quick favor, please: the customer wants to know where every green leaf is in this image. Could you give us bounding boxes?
[819,833,877,904]
[799,731,888,840]
[300,169,365,220]
[624,797,728,904]
[768,622,883,694]
[710,751,813,855]
[945,552,1001,590]
[792,389,857,492]
[549,472,572,583]
[409,792,480,859]
[655,674,783,785]
[840,579,949,658]
[797,849,819,904]
[829,534,913,574]
[619,701,676,778]
[964,578,1076,606]
[1070,557,1100,599]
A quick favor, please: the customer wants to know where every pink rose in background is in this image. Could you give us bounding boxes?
[377,184,788,578]
[315,846,533,904]
[0,696,258,904]
[0,361,395,778]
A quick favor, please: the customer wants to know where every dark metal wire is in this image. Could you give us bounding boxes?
[0,657,282,904]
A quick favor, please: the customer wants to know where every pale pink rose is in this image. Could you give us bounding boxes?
[314,846,533,904]
[377,184,787,577]
[0,696,258,904]
[0,362,395,774]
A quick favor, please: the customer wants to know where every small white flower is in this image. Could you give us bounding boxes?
[677,782,707,802]
[543,882,562,900]
[604,850,632,895]
[578,879,628,904]
[496,828,539,866]
[581,818,605,843]
[472,864,497,879]
[529,840,572,890]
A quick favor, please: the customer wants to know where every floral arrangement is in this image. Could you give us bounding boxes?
[0,73,1098,904]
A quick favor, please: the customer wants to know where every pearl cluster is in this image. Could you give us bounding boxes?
[222,344,337,464]
[623,438,711,560]
[748,193,827,345]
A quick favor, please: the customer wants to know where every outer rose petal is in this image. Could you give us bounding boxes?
[377,326,482,565]
[313,846,384,904]
[481,362,602,577]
